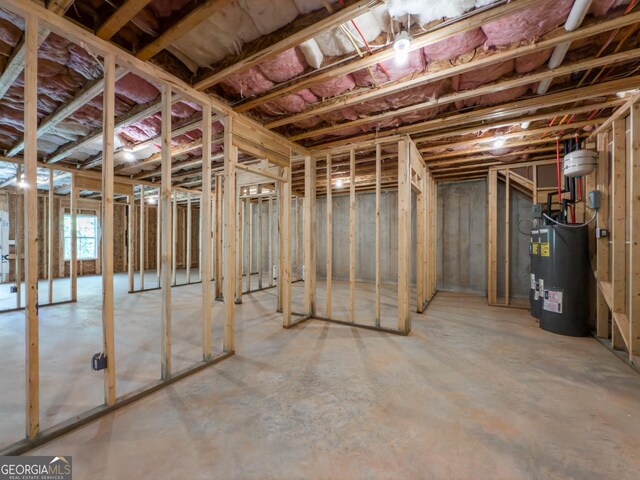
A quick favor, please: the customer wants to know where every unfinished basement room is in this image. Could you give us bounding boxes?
[1,0,640,478]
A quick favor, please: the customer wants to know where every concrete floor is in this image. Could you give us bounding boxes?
[2,285,640,478]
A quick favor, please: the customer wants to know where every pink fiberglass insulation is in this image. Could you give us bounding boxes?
[385,79,451,109]
[149,0,192,18]
[172,129,202,145]
[309,74,356,99]
[394,105,443,126]
[212,120,224,135]
[258,47,308,83]
[117,114,163,143]
[115,73,160,104]
[353,97,392,116]
[220,67,274,98]
[590,0,629,16]
[326,125,363,137]
[293,116,323,129]
[319,107,359,123]
[454,60,514,90]
[482,0,573,47]
[67,44,102,80]
[455,84,532,110]
[359,117,402,132]
[0,18,21,48]
[423,28,487,62]
[259,89,318,116]
[515,49,553,74]
[172,101,197,118]
[352,50,427,87]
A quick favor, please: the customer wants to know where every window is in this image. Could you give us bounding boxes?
[63,214,98,260]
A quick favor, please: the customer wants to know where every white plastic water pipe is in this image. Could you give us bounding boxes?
[536,0,595,96]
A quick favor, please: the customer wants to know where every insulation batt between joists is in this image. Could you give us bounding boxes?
[171,0,338,68]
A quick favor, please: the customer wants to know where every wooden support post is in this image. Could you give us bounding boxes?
[612,118,627,350]
[186,191,192,283]
[171,191,177,286]
[210,193,214,281]
[215,174,223,299]
[397,139,411,333]
[16,184,21,309]
[236,198,244,302]
[101,52,116,406]
[201,103,212,360]
[70,173,77,302]
[139,186,145,290]
[416,171,425,314]
[258,187,263,290]
[277,181,283,312]
[326,154,333,319]
[160,84,172,380]
[47,170,53,303]
[375,145,381,325]
[431,177,437,297]
[349,148,356,323]
[268,193,273,288]
[24,13,39,439]
[281,166,292,326]
[128,188,134,292]
[223,117,236,353]
[156,187,160,287]
[505,171,511,305]
[630,103,640,359]
[247,199,252,293]
[304,155,316,316]
[294,197,300,279]
[487,169,498,305]
[596,132,610,338]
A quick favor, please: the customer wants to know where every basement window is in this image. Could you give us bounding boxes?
[63,214,98,260]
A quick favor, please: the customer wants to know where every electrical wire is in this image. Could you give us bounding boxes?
[543,211,597,228]
[518,217,534,235]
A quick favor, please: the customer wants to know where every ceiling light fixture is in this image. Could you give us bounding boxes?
[123,151,135,161]
[393,31,411,65]
[335,178,344,188]
[147,197,157,205]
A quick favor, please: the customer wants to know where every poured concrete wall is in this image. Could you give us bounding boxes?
[242,190,420,285]
[436,180,487,294]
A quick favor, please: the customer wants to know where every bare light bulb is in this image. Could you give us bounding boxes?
[394,31,411,65]
[335,179,344,188]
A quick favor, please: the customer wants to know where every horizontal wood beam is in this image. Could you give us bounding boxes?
[290,50,640,142]
[234,0,540,113]
[6,66,129,157]
[194,0,379,91]
[421,118,605,154]
[135,0,235,61]
[96,0,153,40]
[310,75,640,152]
[267,10,640,128]
[423,133,589,161]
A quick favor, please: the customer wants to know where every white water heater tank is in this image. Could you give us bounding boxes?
[563,150,598,177]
